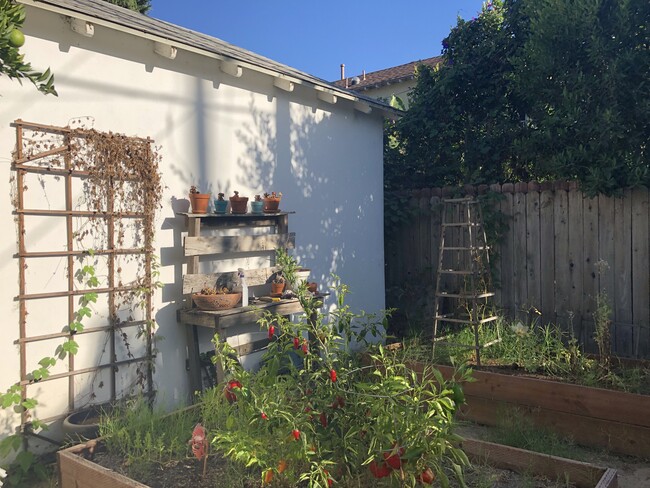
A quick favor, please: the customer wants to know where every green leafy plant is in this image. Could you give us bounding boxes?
[0,0,57,95]
[204,273,472,487]
[0,254,99,485]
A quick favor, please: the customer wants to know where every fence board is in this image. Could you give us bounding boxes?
[500,193,515,319]
[568,190,584,339]
[582,196,599,353]
[554,191,571,331]
[513,193,527,321]
[614,195,633,356]
[539,190,555,325]
[597,194,616,354]
[631,188,649,358]
[526,192,541,324]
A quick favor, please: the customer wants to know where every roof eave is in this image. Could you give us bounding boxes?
[20,0,400,118]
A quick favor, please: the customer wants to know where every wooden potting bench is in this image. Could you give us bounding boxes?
[176,211,314,393]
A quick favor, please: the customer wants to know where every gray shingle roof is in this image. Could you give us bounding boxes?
[28,0,397,113]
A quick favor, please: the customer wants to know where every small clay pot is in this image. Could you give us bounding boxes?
[229,193,249,214]
[270,282,285,296]
[263,197,281,213]
[189,193,210,214]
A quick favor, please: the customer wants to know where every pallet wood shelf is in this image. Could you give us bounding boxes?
[177,210,312,395]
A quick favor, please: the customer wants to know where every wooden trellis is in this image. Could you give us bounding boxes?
[12,120,155,444]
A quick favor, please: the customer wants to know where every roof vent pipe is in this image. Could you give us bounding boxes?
[362,70,366,81]
[340,63,345,80]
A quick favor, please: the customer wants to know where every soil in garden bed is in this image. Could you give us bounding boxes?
[89,448,575,488]
[91,447,258,488]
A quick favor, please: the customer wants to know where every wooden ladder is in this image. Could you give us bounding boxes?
[432,197,499,365]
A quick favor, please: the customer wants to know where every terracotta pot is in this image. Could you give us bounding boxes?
[229,196,249,214]
[189,193,210,214]
[270,282,285,296]
[263,197,281,213]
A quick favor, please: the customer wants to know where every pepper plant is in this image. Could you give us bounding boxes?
[203,276,472,487]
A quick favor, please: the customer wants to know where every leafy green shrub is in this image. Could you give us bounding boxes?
[203,278,472,487]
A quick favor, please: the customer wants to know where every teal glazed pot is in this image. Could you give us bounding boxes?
[214,199,228,214]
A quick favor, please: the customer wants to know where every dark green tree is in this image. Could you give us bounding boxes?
[0,0,56,95]
[104,0,151,14]
[388,0,650,195]
[513,0,650,194]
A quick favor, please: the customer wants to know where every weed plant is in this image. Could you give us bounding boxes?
[99,399,198,479]
[486,408,585,462]
[397,319,650,395]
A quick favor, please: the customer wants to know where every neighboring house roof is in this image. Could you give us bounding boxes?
[332,56,442,91]
[22,0,400,115]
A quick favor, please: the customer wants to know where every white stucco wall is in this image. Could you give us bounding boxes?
[0,6,385,451]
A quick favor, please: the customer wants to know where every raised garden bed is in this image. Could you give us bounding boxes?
[58,437,617,488]
[431,363,650,459]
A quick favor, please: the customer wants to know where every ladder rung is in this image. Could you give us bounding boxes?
[443,198,478,204]
[442,223,481,227]
[436,292,495,299]
[431,339,478,350]
[438,269,473,275]
[442,246,489,251]
[434,315,499,325]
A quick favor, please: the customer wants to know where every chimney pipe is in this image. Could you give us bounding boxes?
[362,70,366,81]
[340,63,345,80]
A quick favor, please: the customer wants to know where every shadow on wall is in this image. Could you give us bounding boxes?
[233,93,383,307]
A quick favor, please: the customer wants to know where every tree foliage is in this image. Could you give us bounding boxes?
[0,0,56,95]
[103,0,151,14]
[387,0,650,195]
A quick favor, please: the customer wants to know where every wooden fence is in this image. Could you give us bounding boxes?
[385,183,650,358]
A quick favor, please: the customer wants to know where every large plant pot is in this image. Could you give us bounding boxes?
[62,406,104,442]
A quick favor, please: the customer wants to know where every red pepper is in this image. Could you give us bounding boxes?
[261,412,268,420]
[292,428,300,441]
[268,325,275,339]
[329,369,337,383]
[418,467,435,484]
[293,337,300,349]
[369,460,392,478]
[301,340,309,354]
[224,379,242,403]
[319,412,328,427]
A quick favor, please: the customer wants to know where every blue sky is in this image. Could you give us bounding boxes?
[148,1,486,82]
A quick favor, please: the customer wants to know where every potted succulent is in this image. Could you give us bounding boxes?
[192,286,242,310]
[229,191,248,214]
[251,194,264,214]
[263,191,282,213]
[270,272,286,296]
[188,186,210,214]
[214,192,228,214]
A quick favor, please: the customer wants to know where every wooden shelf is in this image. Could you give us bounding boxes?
[178,296,323,331]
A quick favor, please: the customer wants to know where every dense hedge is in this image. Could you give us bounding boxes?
[385,0,650,196]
